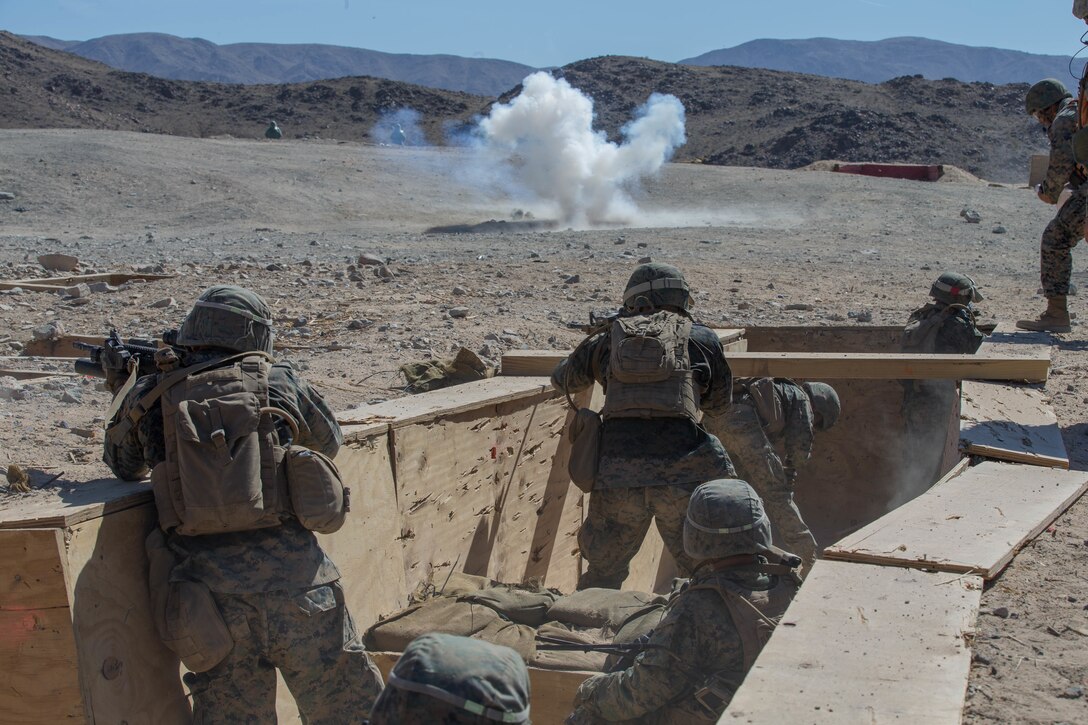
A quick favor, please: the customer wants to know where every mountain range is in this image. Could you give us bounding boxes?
[20,33,1088,95]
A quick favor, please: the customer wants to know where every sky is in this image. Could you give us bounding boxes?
[2,0,1086,68]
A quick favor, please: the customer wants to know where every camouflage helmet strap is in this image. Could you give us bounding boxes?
[192,299,273,326]
[386,672,529,723]
[622,277,688,304]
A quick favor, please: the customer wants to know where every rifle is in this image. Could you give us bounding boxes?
[74,329,179,380]
[536,633,656,672]
[567,308,621,336]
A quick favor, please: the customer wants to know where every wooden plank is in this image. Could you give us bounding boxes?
[65,504,191,723]
[722,561,980,724]
[0,478,152,529]
[977,322,1052,359]
[824,462,1088,579]
[0,607,85,723]
[319,436,407,624]
[0,272,174,292]
[392,389,578,593]
[960,380,1068,469]
[501,350,1049,382]
[0,369,79,381]
[0,529,70,610]
[337,377,551,429]
[21,334,105,359]
[371,651,591,725]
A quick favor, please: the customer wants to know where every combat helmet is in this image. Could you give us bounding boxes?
[802,382,840,430]
[1025,79,1071,116]
[622,263,693,312]
[929,271,983,306]
[369,633,531,724]
[683,479,773,561]
[175,285,274,354]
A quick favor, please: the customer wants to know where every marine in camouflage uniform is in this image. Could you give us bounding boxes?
[370,633,531,724]
[552,264,736,590]
[707,379,839,572]
[901,273,986,487]
[1018,79,1086,332]
[103,286,383,724]
[566,479,799,724]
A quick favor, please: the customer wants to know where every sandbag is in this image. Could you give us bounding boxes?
[459,586,559,627]
[530,622,610,672]
[364,597,536,658]
[437,571,492,597]
[547,588,667,629]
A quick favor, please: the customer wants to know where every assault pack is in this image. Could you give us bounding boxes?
[111,352,348,536]
[901,303,972,354]
[601,310,699,421]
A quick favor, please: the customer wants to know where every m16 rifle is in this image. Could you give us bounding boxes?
[74,329,180,381]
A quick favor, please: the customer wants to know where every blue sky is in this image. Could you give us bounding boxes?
[2,0,1085,68]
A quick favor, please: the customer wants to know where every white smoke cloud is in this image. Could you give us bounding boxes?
[475,72,686,228]
[370,107,426,146]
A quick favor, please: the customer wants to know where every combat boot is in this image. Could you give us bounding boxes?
[1016,295,1072,332]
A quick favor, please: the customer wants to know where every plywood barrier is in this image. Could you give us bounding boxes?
[960,380,1069,468]
[824,462,1088,579]
[721,561,981,724]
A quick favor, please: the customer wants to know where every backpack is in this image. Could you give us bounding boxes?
[901,304,969,354]
[600,310,699,421]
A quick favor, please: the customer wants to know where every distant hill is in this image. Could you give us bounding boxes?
[682,37,1086,86]
[0,33,1046,183]
[21,32,536,96]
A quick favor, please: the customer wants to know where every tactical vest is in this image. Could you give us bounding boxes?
[600,310,699,421]
[689,576,797,671]
[901,304,971,354]
[153,354,288,536]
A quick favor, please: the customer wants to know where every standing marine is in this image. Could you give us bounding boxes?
[566,479,800,724]
[103,285,384,723]
[265,120,283,139]
[369,633,531,724]
[708,378,839,573]
[1018,78,1084,332]
[552,263,736,589]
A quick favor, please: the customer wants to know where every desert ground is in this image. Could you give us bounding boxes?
[1,129,1086,721]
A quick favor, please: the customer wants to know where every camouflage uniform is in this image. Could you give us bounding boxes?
[1038,96,1087,298]
[553,323,735,589]
[568,567,796,724]
[104,349,383,723]
[708,379,818,570]
[370,633,531,724]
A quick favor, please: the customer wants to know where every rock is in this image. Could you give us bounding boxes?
[785,303,814,311]
[452,286,468,296]
[638,256,652,263]
[992,225,1007,234]
[529,251,541,259]
[0,191,15,201]
[89,282,118,293]
[848,310,873,323]
[347,319,372,330]
[31,321,65,341]
[292,317,309,328]
[960,208,982,223]
[358,253,384,266]
[135,264,165,274]
[564,275,581,284]
[266,263,285,272]
[63,283,92,298]
[376,265,395,280]
[737,302,751,310]
[0,377,27,401]
[448,307,470,319]
[70,427,98,439]
[150,297,176,309]
[637,242,648,248]
[972,653,992,666]
[1059,686,1084,699]
[38,253,79,272]
[478,343,496,358]
[992,606,1011,619]
[60,388,83,404]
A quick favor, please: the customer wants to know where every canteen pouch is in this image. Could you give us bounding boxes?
[285,445,350,534]
[747,377,785,436]
[145,528,233,673]
[567,407,602,493]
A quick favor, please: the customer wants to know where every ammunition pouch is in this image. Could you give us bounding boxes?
[284,445,350,534]
[145,529,233,673]
[567,408,602,493]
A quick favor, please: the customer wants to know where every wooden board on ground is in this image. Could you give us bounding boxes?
[22,334,106,358]
[0,369,79,380]
[722,561,980,724]
[337,376,550,428]
[977,322,1053,360]
[960,380,1068,468]
[500,350,1049,382]
[0,272,174,292]
[0,478,152,529]
[371,651,591,725]
[824,462,1088,579]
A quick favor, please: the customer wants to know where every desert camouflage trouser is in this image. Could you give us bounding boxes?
[186,581,384,724]
[707,404,817,571]
[1040,187,1087,297]
[577,483,699,590]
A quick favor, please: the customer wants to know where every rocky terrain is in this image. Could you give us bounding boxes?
[0,31,1048,182]
[0,127,1085,720]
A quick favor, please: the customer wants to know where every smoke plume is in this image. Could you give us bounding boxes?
[370,108,426,146]
[475,72,686,227]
